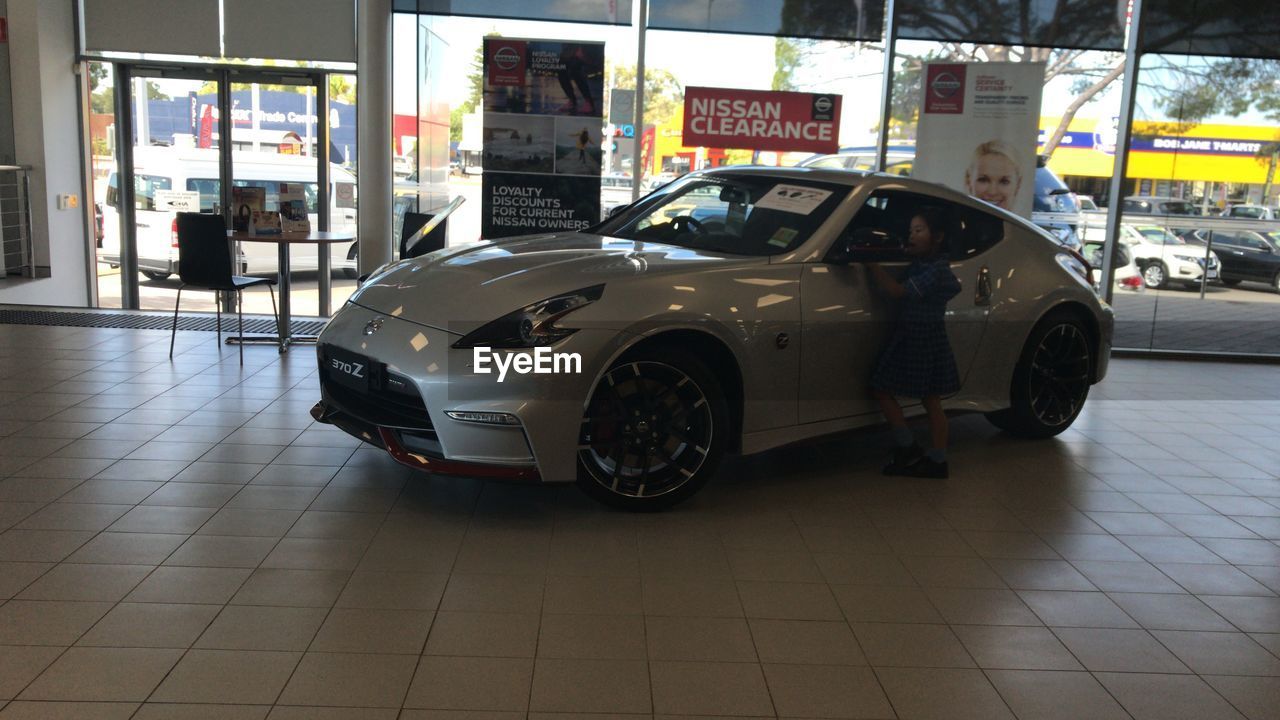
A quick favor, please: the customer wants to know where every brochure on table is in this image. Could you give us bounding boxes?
[232,187,265,232]
[279,183,311,233]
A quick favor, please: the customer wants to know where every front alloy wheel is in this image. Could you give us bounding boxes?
[577,349,727,510]
[1142,262,1167,289]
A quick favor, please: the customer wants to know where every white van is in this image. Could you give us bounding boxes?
[100,147,359,279]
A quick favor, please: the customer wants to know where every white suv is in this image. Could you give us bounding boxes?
[1122,225,1220,289]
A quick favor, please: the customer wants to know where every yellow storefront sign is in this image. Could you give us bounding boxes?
[1039,116,1280,182]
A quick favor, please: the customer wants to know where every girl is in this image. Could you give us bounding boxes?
[867,207,962,479]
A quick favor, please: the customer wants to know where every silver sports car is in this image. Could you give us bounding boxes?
[312,167,1113,510]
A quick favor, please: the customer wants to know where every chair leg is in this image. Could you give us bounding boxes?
[267,284,281,353]
[237,291,244,366]
[169,285,183,359]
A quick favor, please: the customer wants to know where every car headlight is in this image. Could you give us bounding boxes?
[452,285,605,349]
[1171,254,1201,264]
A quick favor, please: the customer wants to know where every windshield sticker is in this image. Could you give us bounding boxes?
[755,184,833,214]
[767,227,799,247]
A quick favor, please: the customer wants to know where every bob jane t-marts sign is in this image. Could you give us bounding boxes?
[681,87,841,154]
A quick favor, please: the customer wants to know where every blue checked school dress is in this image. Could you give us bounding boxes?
[870,256,962,398]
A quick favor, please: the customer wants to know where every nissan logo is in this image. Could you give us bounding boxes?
[493,46,521,71]
[363,318,384,336]
[813,96,832,113]
[931,72,962,98]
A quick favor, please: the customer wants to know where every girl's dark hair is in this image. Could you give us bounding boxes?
[911,206,954,254]
[911,206,947,240]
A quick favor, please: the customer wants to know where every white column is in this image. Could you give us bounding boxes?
[357,0,393,275]
[0,0,91,305]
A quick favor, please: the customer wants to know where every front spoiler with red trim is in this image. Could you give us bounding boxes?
[311,401,541,482]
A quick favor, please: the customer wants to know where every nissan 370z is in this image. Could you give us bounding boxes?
[312,167,1113,510]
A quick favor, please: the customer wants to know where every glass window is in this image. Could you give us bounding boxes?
[186,178,221,212]
[1142,0,1280,59]
[648,0,884,41]
[838,190,1003,263]
[1158,201,1197,215]
[600,173,849,256]
[105,172,173,210]
[897,0,1125,50]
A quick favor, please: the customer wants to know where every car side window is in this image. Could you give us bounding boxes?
[831,190,1001,263]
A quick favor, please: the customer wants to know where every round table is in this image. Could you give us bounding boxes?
[228,230,355,350]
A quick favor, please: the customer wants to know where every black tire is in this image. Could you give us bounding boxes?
[141,271,171,281]
[1141,261,1168,289]
[1273,272,1280,294]
[342,245,358,280]
[986,310,1093,439]
[576,347,729,511]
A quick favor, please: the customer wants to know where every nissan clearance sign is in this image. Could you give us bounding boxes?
[682,87,841,154]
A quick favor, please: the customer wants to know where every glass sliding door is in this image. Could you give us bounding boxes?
[99,68,223,311]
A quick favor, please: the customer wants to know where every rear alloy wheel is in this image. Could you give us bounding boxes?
[987,311,1093,439]
[577,348,727,511]
[1142,261,1167,289]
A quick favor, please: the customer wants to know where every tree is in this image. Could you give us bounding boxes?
[773,38,803,91]
[607,64,684,129]
[450,42,486,142]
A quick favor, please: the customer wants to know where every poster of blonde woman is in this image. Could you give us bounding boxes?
[914,62,1045,219]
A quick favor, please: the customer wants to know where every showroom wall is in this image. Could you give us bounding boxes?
[0,0,91,305]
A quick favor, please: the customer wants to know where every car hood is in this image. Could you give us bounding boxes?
[347,232,758,334]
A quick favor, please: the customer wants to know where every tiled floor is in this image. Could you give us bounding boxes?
[0,322,1277,719]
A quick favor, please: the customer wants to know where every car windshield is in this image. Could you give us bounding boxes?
[1138,227,1184,245]
[598,174,849,256]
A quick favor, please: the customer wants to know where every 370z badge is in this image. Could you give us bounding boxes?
[330,357,365,379]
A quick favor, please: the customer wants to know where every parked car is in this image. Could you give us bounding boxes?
[798,147,1082,252]
[1076,195,1099,211]
[1224,204,1278,220]
[100,147,359,279]
[312,167,1113,510]
[1184,228,1280,292]
[1084,239,1143,293]
[1122,224,1220,289]
[1121,195,1201,217]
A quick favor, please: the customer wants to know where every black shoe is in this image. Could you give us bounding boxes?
[901,457,949,479]
[882,444,924,476]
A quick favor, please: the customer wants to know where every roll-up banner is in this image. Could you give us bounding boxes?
[914,62,1045,220]
[481,37,605,239]
[682,87,841,154]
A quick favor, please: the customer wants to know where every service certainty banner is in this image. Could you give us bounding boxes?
[481,37,605,238]
[914,62,1045,219]
[681,87,841,154]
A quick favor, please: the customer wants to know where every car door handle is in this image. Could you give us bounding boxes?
[975,266,992,306]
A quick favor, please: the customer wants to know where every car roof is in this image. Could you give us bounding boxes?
[697,165,1036,228]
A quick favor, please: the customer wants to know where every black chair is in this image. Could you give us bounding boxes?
[169,212,279,365]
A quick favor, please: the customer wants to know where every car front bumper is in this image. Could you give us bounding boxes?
[313,301,630,483]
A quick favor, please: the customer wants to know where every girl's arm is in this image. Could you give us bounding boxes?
[867,262,907,299]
